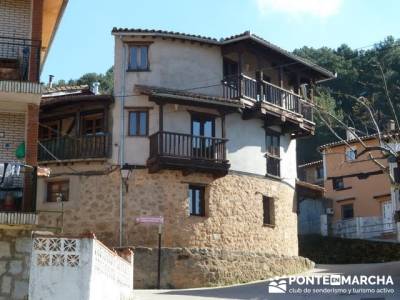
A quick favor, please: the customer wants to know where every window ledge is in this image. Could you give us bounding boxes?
[263,224,276,228]
[334,186,352,191]
[126,69,151,72]
[265,173,282,181]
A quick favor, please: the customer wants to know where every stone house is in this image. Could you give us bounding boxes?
[36,29,335,288]
[0,0,68,299]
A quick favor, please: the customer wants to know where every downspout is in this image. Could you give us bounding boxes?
[119,37,127,247]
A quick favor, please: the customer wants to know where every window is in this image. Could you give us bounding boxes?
[345,148,357,161]
[128,111,148,136]
[316,166,324,180]
[128,45,149,71]
[393,166,400,183]
[266,131,280,177]
[82,113,104,135]
[262,196,274,226]
[47,180,69,203]
[341,204,354,220]
[188,185,205,216]
[332,178,344,190]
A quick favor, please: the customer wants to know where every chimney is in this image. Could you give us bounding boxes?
[48,75,54,88]
[92,82,100,95]
[387,119,396,132]
[346,127,356,140]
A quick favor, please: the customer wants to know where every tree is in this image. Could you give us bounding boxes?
[54,67,114,95]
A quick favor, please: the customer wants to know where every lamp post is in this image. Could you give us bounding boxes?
[119,164,133,247]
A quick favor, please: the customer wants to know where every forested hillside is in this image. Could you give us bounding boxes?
[295,36,400,163]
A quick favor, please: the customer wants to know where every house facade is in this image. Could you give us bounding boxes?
[0,0,68,298]
[36,29,334,287]
[321,135,396,238]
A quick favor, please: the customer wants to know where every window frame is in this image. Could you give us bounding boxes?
[341,203,354,220]
[127,43,151,72]
[345,147,357,161]
[46,180,69,203]
[265,130,281,178]
[188,185,206,217]
[262,196,275,226]
[128,110,149,137]
[81,111,105,136]
[332,177,345,190]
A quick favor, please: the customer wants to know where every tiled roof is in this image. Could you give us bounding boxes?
[298,160,323,168]
[43,85,90,95]
[318,134,378,150]
[135,85,243,107]
[112,28,335,79]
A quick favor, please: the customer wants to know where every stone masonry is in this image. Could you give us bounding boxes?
[38,167,306,288]
[0,229,31,300]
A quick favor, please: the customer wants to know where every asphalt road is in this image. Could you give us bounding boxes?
[135,261,400,300]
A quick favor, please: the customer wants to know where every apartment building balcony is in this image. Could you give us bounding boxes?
[0,163,38,227]
[148,131,230,174]
[0,36,42,105]
[38,134,111,162]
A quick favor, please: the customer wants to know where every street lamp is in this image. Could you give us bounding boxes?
[120,164,132,192]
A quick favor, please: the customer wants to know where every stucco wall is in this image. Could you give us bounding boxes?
[323,139,391,221]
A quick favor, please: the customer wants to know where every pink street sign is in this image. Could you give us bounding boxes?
[136,216,164,224]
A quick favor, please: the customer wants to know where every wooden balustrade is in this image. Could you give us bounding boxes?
[222,73,313,122]
[38,133,111,161]
[149,131,227,162]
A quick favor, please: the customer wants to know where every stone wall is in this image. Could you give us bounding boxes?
[0,229,31,300]
[37,166,300,287]
[134,247,314,289]
[39,168,298,256]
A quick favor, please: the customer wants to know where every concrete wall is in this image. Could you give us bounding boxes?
[0,229,31,300]
[29,235,133,300]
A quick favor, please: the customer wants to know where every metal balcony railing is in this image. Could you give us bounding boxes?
[0,36,41,82]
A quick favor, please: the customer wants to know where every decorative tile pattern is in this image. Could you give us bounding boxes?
[33,237,80,268]
[49,239,61,251]
[37,254,50,266]
[66,254,79,267]
[51,254,64,266]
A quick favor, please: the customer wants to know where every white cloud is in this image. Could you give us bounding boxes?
[256,0,342,18]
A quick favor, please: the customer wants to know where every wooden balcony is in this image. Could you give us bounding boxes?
[148,131,230,174]
[38,133,111,162]
[222,74,313,122]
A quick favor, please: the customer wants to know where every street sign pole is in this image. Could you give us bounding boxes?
[157,223,162,289]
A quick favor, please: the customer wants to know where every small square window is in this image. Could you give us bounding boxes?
[128,111,148,136]
[345,148,357,161]
[262,196,275,225]
[47,180,69,202]
[128,45,149,71]
[332,178,345,190]
[341,204,354,220]
[188,185,205,217]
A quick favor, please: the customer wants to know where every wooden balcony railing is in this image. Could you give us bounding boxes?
[38,133,111,161]
[222,74,313,122]
[149,131,227,162]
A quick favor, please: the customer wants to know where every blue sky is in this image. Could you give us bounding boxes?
[42,0,400,83]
